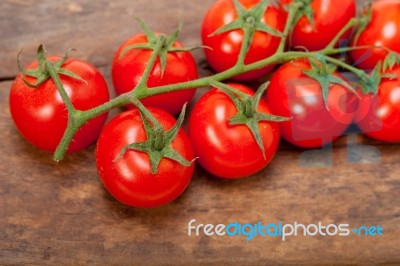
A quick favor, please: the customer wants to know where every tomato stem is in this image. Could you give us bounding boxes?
[45,61,75,112]
[324,18,358,52]
[53,47,363,161]
[324,56,369,80]
[136,35,165,90]
[276,1,302,54]
[46,1,384,161]
[54,29,168,160]
[236,26,253,66]
[44,56,86,162]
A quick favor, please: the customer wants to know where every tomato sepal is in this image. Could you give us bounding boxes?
[382,52,400,72]
[211,81,289,158]
[209,0,283,38]
[301,56,356,108]
[290,0,315,32]
[359,63,382,95]
[208,0,283,63]
[17,44,87,89]
[119,19,202,77]
[118,102,194,174]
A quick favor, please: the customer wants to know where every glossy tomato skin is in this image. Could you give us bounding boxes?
[201,0,287,81]
[265,60,356,148]
[188,83,280,178]
[9,57,109,153]
[280,0,356,51]
[356,67,400,142]
[350,0,400,70]
[96,108,195,208]
[112,33,198,115]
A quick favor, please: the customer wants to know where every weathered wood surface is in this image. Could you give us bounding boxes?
[0,0,399,265]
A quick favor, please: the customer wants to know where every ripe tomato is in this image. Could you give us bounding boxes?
[280,0,356,51]
[201,0,287,81]
[355,66,400,142]
[112,33,198,115]
[265,60,356,148]
[95,108,195,208]
[350,0,400,70]
[9,56,109,153]
[188,83,280,178]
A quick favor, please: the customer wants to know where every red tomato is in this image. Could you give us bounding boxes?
[188,83,280,178]
[112,33,198,115]
[350,0,400,70]
[280,0,356,51]
[265,60,356,148]
[356,66,400,142]
[201,0,287,81]
[95,108,195,208]
[9,57,109,153]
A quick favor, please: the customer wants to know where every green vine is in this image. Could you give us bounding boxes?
[17,0,389,163]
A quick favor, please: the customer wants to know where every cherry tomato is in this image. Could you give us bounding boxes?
[95,108,195,208]
[112,33,198,115]
[201,0,287,81]
[280,0,356,51]
[9,56,109,153]
[265,60,357,148]
[350,0,400,70]
[356,66,400,142]
[188,83,280,178]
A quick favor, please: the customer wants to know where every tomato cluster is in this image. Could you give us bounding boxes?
[9,0,400,208]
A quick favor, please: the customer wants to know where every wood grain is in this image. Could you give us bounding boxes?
[0,0,399,265]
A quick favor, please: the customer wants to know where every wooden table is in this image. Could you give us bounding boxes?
[1,0,399,265]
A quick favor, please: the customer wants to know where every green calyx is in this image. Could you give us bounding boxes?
[119,18,202,76]
[210,0,282,37]
[283,0,315,50]
[118,102,194,174]
[358,63,382,95]
[17,44,86,88]
[302,56,356,109]
[382,51,400,72]
[210,0,283,61]
[211,81,289,159]
[290,0,315,31]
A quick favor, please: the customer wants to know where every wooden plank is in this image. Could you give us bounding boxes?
[1,80,400,264]
[0,0,368,78]
[0,0,214,79]
[0,0,399,265]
